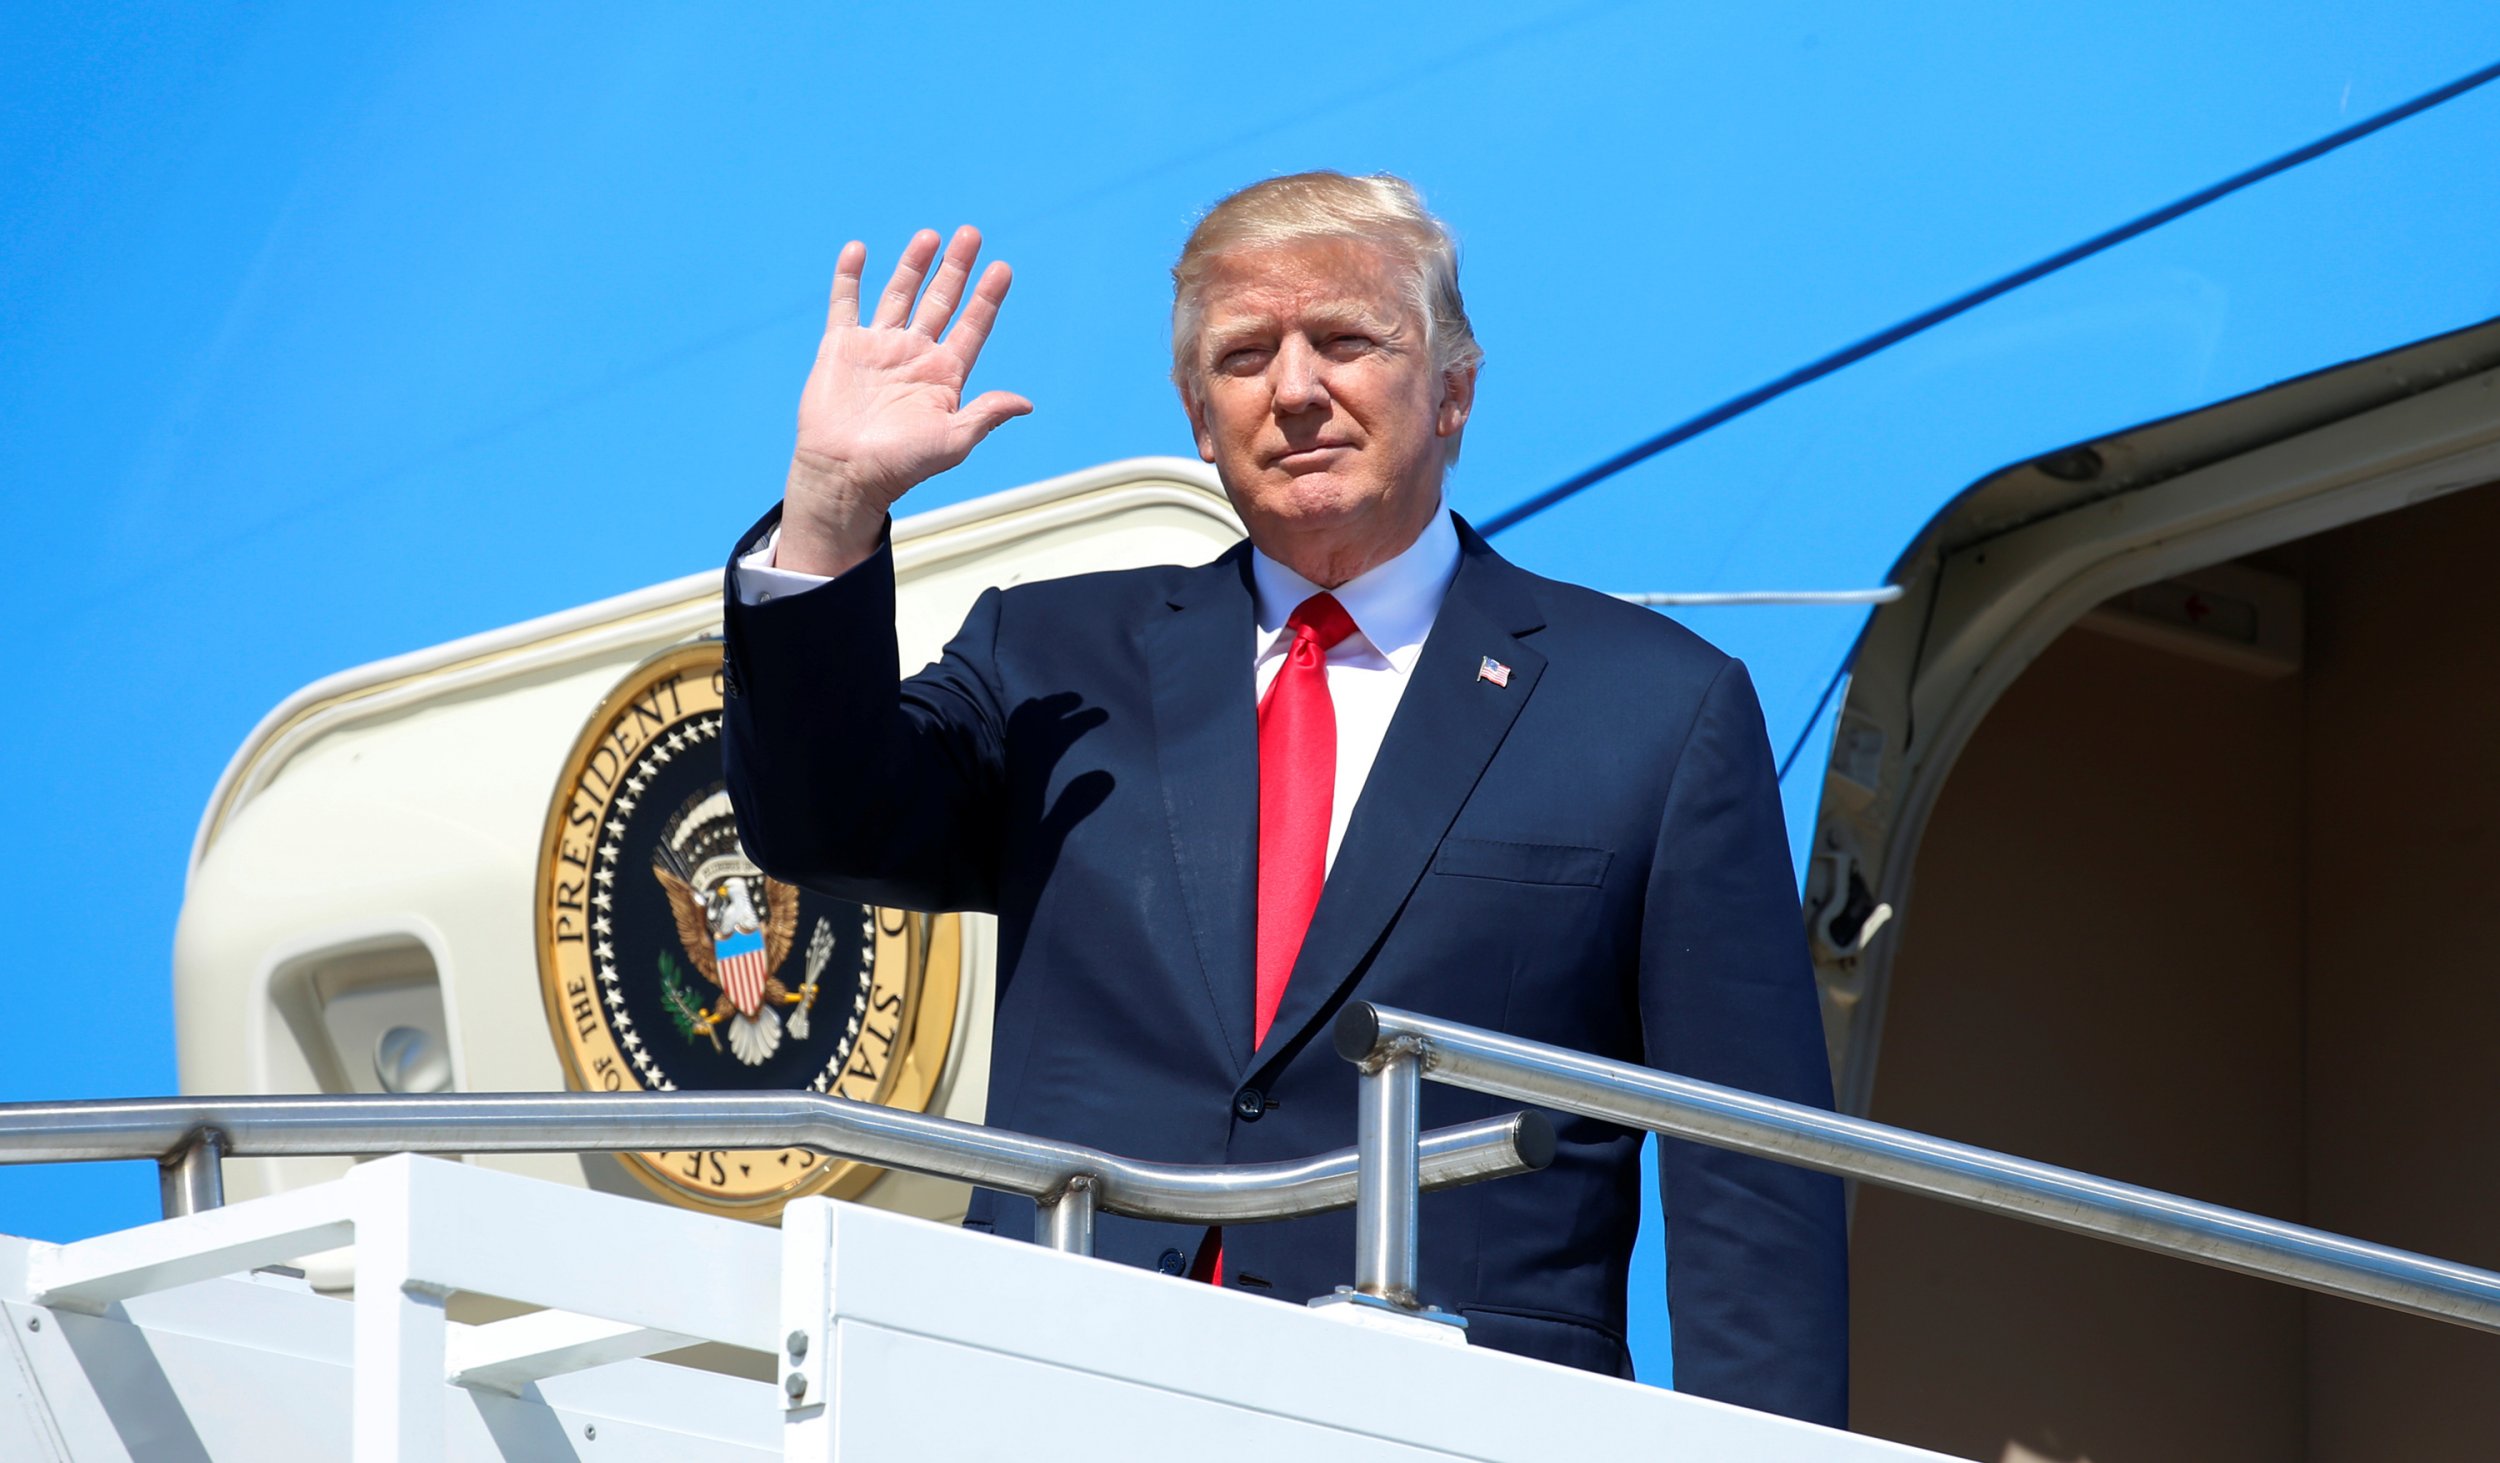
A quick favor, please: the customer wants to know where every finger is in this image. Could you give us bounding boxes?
[944,260,1015,365]
[825,240,867,330]
[871,229,942,329]
[948,390,1034,456]
[909,226,983,338]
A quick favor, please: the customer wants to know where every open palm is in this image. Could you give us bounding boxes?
[781,227,1029,573]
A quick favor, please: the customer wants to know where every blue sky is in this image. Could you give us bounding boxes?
[6,1,2498,1383]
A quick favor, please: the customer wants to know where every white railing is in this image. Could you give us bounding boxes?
[0,1088,1551,1256]
[1333,1002,2500,1333]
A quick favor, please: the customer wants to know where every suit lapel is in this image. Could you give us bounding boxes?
[1146,545,1262,1076]
[1254,524,1549,1073]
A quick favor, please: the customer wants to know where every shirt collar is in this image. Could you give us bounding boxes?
[1249,503,1461,673]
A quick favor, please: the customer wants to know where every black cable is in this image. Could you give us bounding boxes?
[1480,55,2500,538]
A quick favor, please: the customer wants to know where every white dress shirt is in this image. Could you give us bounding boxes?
[732,503,1461,875]
[1244,507,1458,872]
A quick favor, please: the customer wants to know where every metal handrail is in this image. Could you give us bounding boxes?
[1335,1001,2500,1333]
[0,1089,1554,1260]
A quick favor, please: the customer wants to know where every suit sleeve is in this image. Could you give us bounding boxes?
[720,505,1010,914]
[1639,657,1849,1426]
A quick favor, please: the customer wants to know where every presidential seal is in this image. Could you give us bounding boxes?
[535,640,960,1217]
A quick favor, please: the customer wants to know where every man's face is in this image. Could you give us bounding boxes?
[1180,238,1475,586]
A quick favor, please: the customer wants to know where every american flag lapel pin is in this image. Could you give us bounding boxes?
[1476,656,1512,688]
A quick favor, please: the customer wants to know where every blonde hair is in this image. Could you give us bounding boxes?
[1170,172,1481,453]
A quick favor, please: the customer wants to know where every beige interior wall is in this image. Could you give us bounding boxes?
[1850,483,2500,1461]
[1850,628,2309,1463]
[2300,488,2500,1460]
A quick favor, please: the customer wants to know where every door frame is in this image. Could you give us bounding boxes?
[1811,365,2500,1117]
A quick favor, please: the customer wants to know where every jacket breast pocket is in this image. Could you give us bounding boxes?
[1430,837,1611,889]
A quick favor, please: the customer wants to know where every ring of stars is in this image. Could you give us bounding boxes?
[587,712,879,1094]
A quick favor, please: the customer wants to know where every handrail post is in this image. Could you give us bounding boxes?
[159,1128,226,1218]
[1038,1175,1097,1257]
[1354,1036,1424,1308]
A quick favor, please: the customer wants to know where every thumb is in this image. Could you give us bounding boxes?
[950,390,1034,450]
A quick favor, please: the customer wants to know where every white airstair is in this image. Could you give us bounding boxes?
[0,1156,1941,1462]
[4,1004,2494,1461]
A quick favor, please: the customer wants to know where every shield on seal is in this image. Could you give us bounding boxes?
[714,928,770,1017]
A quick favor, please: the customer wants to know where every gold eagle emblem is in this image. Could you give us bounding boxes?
[650,789,814,1066]
[534,639,962,1217]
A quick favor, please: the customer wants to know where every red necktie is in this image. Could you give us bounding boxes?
[1200,593,1356,1290]
[1254,592,1358,1047]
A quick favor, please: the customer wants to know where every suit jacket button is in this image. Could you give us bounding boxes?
[1156,1248,1186,1275]
[1233,1087,1266,1122]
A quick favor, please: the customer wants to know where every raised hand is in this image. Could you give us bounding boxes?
[778,227,1030,576]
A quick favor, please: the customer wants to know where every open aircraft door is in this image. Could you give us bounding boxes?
[1797,317,2500,1462]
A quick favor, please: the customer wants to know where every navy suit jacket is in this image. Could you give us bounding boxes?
[721,507,1847,1425]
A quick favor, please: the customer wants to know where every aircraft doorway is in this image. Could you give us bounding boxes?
[1847,480,2500,1462]
[1797,329,2500,1461]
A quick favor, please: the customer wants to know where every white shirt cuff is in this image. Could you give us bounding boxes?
[731,524,836,605]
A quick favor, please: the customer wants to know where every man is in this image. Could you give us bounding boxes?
[722,172,1846,1424]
